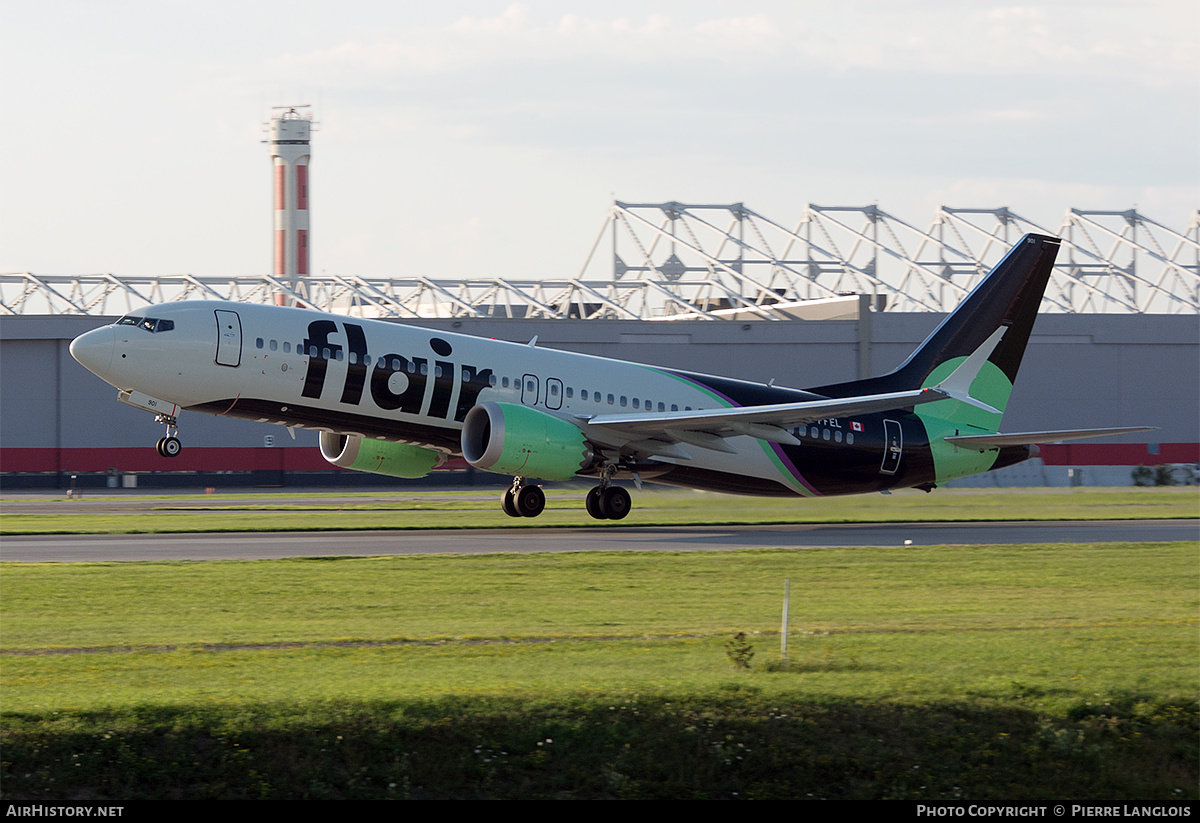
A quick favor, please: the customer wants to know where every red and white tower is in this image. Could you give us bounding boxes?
[268,106,313,304]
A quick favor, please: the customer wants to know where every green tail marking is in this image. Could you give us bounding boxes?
[916,357,1014,483]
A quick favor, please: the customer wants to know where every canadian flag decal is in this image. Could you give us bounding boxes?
[851,421,863,432]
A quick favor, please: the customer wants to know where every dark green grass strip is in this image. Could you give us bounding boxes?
[2,694,1195,800]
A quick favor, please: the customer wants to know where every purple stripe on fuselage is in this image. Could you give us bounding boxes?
[664,370,823,497]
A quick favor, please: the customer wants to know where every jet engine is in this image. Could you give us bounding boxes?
[319,432,444,478]
[461,401,594,481]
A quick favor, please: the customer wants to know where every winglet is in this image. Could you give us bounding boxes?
[929,325,1007,415]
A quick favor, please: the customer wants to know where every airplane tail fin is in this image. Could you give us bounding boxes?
[812,233,1061,407]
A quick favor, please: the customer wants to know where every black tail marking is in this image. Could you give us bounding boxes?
[811,233,1061,398]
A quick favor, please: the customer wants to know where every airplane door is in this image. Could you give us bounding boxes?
[214,310,242,367]
[521,374,539,406]
[546,377,563,410]
[880,419,902,475]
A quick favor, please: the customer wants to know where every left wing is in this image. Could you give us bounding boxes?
[584,328,1007,458]
[588,386,956,440]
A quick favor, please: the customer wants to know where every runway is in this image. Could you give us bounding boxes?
[3,519,1196,562]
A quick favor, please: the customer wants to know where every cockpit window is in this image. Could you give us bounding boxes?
[115,315,174,333]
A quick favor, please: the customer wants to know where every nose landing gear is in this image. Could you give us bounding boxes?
[154,414,182,458]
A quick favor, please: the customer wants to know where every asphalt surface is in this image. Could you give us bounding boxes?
[2,519,1196,562]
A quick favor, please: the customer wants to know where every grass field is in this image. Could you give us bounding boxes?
[2,485,1197,534]
[2,532,1197,799]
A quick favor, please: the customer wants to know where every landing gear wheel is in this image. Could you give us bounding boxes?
[515,485,546,518]
[585,487,606,520]
[501,488,521,518]
[599,486,631,520]
[154,413,182,458]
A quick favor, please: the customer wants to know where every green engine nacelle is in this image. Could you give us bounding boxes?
[319,432,444,478]
[461,401,595,481]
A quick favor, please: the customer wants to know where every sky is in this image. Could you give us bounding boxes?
[1,0,1196,282]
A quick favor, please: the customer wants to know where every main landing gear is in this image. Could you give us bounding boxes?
[500,469,633,521]
[585,481,630,521]
[502,477,546,518]
[154,413,182,458]
[584,464,631,520]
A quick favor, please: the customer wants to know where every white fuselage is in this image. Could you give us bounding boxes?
[70,300,805,490]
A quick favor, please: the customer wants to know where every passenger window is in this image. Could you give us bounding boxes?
[607,394,615,405]
[270,339,278,351]
[256,338,265,349]
[284,342,291,353]
[658,402,665,412]
[632,398,640,409]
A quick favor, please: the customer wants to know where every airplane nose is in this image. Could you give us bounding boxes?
[70,326,115,378]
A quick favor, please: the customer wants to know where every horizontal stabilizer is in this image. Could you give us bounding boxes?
[945,426,1156,452]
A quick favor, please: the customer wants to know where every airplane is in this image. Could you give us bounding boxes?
[69,233,1150,519]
